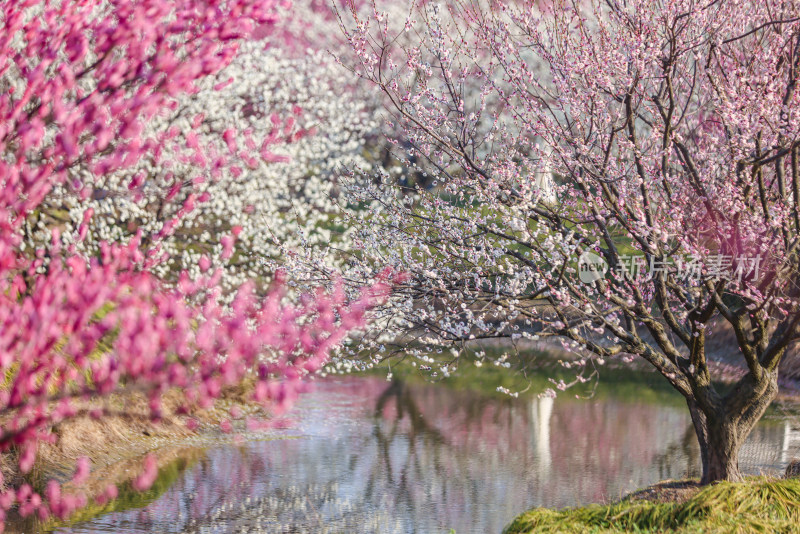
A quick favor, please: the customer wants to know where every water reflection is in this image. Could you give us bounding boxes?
[64,376,793,534]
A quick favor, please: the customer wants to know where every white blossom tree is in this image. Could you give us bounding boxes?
[29,0,398,293]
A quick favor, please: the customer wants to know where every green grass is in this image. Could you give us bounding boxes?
[503,477,800,534]
[368,349,688,406]
[365,347,796,419]
[33,451,201,532]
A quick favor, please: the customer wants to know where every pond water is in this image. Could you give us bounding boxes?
[61,374,796,534]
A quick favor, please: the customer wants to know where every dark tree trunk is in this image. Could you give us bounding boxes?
[687,404,742,483]
[687,371,779,484]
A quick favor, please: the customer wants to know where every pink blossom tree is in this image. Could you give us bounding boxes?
[0,0,393,526]
[334,0,800,483]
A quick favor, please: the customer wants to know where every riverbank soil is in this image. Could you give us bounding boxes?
[624,480,701,504]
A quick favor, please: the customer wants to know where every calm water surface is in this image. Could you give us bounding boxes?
[61,375,795,534]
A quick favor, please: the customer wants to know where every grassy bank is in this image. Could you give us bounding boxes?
[2,382,266,533]
[19,449,203,533]
[363,346,800,418]
[392,355,685,403]
[503,477,800,534]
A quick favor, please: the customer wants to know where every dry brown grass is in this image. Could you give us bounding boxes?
[1,382,264,497]
[624,479,702,505]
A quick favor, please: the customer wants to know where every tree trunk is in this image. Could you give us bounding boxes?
[687,372,779,484]
[688,404,742,483]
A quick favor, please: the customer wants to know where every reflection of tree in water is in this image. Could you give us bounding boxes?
[174,479,404,534]
[651,424,702,480]
[72,446,405,534]
[368,380,447,511]
[68,377,793,534]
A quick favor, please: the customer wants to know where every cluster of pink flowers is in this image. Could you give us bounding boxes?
[0,0,396,526]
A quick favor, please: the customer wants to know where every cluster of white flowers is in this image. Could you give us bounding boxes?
[30,0,396,297]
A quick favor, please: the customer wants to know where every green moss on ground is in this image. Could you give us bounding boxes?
[503,477,800,534]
